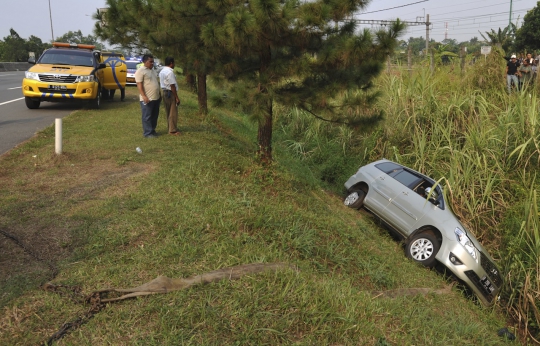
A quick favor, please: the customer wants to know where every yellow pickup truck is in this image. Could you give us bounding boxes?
[22,42,126,109]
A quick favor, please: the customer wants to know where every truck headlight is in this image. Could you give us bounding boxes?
[25,71,40,81]
[75,75,95,83]
[454,228,478,262]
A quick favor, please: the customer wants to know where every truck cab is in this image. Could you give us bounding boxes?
[22,42,106,109]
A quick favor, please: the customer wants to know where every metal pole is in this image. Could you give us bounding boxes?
[408,45,412,76]
[460,46,466,75]
[425,14,430,59]
[48,0,54,42]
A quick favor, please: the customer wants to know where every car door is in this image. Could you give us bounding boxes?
[366,170,402,215]
[382,170,427,235]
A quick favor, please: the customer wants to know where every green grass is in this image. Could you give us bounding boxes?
[0,87,511,345]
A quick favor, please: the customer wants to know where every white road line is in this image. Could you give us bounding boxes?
[8,86,22,90]
[0,97,24,106]
[0,74,16,77]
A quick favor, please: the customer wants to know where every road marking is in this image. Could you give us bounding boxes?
[8,86,22,90]
[0,74,16,77]
[0,97,24,106]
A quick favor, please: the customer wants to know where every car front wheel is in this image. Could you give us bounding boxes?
[406,231,439,267]
[344,189,365,209]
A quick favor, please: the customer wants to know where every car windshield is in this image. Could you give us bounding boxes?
[38,50,94,67]
[126,61,139,69]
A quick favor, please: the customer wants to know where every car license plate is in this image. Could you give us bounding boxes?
[127,77,135,82]
[49,85,67,91]
[480,276,495,293]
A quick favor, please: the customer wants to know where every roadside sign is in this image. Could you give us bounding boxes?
[481,46,491,55]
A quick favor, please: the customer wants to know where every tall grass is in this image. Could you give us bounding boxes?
[505,181,540,343]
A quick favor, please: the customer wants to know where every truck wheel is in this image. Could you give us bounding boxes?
[90,86,101,109]
[25,97,40,109]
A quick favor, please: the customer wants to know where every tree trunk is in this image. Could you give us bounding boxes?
[197,73,208,115]
[257,101,273,163]
[185,73,196,92]
[257,45,273,163]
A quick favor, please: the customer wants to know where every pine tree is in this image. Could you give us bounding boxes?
[201,0,404,161]
[94,0,226,115]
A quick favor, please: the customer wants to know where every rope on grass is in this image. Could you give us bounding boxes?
[0,228,58,279]
[41,262,297,345]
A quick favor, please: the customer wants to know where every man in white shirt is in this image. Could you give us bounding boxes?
[159,57,181,135]
[135,54,161,137]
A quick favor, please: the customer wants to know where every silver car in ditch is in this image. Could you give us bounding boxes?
[344,159,502,305]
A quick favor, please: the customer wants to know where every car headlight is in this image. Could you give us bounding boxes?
[25,71,40,81]
[454,227,478,262]
[75,75,95,83]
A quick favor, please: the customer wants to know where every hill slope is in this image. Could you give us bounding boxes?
[0,88,510,345]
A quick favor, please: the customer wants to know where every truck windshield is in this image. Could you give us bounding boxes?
[39,51,94,67]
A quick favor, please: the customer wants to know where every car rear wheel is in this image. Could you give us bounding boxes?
[344,189,365,209]
[406,231,439,267]
[25,97,40,109]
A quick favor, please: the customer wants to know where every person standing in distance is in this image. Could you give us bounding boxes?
[159,57,181,135]
[135,54,161,138]
[506,55,520,93]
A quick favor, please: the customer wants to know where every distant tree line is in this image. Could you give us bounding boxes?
[0,28,105,62]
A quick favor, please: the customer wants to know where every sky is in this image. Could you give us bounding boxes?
[0,0,107,43]
[358,0,535,43]
[0,0,536,46]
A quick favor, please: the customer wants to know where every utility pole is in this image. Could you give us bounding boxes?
[48,0,54,42]
[426,14,432,72]
[425,14,430,55]
[509,0,513,27]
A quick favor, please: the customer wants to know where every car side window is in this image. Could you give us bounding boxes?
[392,170,421,188]
[375,162,402,174]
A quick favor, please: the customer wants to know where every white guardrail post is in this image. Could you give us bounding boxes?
[55,118,62,154]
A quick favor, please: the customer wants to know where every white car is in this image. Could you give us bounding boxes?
[344,159,502,305]
[125,60,140,85]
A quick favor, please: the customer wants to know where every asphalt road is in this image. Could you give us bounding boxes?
[0,71,79,156]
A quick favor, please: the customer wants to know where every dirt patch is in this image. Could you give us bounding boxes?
[0,159,154,296]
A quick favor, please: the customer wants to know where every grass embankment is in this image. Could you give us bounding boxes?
[0,87,508,345]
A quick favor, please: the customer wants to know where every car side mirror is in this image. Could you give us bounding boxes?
[98,63,107,69]
[28,57,36,64]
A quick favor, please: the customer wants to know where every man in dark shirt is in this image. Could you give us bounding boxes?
[506,55,520,93]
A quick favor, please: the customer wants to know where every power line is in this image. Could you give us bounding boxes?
[360,0,430,15]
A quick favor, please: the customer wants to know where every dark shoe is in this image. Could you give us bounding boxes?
[144,134,158,138]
